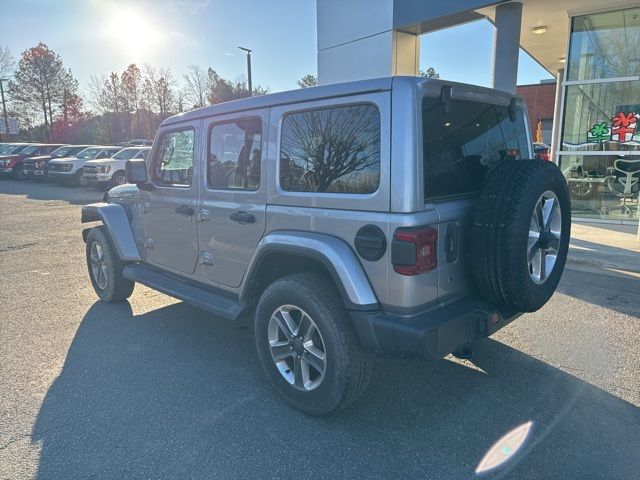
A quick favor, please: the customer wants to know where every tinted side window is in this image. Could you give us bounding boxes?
[279,104,380,194]
[153,129,195,186]
[422,97,529,199]
[208,119,261,190]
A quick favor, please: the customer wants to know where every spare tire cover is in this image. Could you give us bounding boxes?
[471,159,571,312]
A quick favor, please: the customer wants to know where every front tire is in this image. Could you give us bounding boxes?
[13,165,25,180]
[255,273,373,415]
[75,169,88,186]
[110,171,127,188]
[86,226,135,302]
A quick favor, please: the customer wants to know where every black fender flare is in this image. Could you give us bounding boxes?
[81,202,141,262]
[240,231,379,311]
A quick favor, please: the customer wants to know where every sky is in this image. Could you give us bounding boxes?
[0,0,553,95]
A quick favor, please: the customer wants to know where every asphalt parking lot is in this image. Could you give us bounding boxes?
[1,179,639,479]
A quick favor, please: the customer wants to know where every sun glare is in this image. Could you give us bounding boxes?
[103,6,163,56]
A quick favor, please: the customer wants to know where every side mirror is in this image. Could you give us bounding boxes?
[125,159,148,185]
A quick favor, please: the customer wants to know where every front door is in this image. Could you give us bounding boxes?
[139,125,200,275]
[197,111,268,288]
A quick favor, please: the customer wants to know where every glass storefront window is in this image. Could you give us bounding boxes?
[567,8,640,82]
[558,154,640,220]
[561,80,640,152]
[559,8,640,222]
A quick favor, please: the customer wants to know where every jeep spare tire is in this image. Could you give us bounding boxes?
[471,159,571,312]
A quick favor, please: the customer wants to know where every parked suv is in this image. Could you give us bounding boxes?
[48,146,122,185]
[83,146,150,188]
[23,145,93,180]
[81,77,571,415]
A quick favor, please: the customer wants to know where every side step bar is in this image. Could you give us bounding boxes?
[123,263,245,321]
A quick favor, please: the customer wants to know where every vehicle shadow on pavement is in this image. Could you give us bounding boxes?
[32,300,640,479]
[556,268,640,318]
[0,179,102,205]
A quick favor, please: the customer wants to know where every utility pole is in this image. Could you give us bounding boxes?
[0,78,10,139]
[238,47,252,96]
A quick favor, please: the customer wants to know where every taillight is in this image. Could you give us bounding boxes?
[391,226,437,275]
[506,148,520,158]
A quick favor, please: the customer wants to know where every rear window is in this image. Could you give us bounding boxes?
[422,97,529,199]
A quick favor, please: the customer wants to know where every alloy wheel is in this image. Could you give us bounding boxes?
[90,241,109,290]
[267,304,327,391]
[527,191,562,284]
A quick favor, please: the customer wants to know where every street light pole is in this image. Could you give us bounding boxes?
[0,78,10,138]
[238,47,252,96]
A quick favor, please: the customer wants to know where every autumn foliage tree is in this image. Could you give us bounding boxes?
[50,93,90,143]
[7,42,273,142]
[9,43,78,140]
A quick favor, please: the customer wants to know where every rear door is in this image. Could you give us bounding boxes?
[421,93,531,303]
[196,110,268,288]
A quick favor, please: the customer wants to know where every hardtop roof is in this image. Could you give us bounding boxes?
[161,76,521,127]
[162,77,394,126]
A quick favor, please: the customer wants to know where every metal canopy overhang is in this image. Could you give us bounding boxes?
[393,0,640,77]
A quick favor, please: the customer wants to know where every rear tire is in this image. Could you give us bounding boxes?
[471,159,571,312]
[86,226,135,302]
[254,273,373,415]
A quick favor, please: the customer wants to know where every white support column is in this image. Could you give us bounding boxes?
[316,0,419,85]
[550,68,565,164]
[491,1,523,93]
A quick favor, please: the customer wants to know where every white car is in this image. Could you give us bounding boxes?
[83,146,151,189]
[47,146,122,185]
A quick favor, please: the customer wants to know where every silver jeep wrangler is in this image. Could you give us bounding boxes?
[81,77,570,415]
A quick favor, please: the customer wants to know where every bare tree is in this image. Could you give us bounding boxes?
[143,64,175,118]
[0,45,14,79]
[183,65,209,109]
[280,105,380,192]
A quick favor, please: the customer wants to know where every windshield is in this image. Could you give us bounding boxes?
[8,145,30,154]
[422,96,530,199]
[21,145,40,155]
[51,146,77,157]
[112,148,140,160]
[76,148,101,159]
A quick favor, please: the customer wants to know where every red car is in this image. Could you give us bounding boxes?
[0,144,67,179]
[533,142,551,161]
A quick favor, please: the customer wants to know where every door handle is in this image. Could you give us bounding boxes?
[175,205,195,216]
[229,211,255,224]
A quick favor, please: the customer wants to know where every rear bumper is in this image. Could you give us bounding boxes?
[350,297,521,359]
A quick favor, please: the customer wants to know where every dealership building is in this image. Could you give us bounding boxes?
[317,0,640,224]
